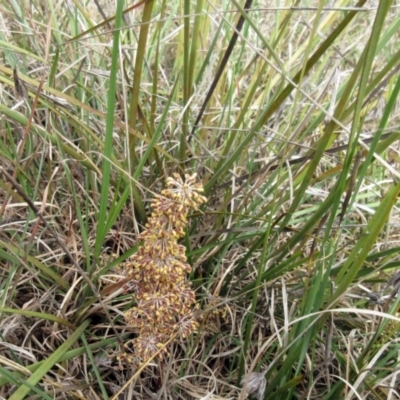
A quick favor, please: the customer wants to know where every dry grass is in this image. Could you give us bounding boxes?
[1,1,400,399]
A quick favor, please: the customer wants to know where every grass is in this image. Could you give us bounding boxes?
[1,0,400,398]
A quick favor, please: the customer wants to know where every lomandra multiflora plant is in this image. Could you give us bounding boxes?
[121,173,207,365]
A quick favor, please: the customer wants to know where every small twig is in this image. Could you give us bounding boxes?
[188,0,254,143]
[216,130,399,190]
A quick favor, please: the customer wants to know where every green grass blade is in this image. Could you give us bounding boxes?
[8,320,90,399]
[94,0,125,260]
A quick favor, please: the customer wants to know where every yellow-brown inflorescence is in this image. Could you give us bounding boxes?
[123,173,207,363]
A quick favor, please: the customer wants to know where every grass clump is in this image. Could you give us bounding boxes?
[0,0,400,399]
